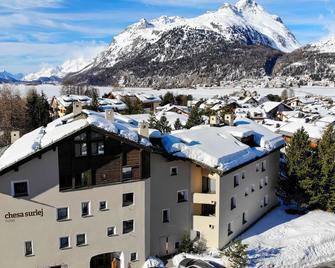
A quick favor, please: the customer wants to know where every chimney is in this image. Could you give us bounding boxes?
[139,121,149,138]
[73,101,82,117]
[11,131,20,144]
[224,114,235,126]
[105,109,115,122]
[210,115,220,127]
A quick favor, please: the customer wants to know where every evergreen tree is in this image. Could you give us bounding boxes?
[157,115,172,133]
[280,128,313,208]
[185,106,203,129]
[281,89,288,100]
[222,240,248,268]
[148,112,158,129]
[90,90,100,111]
[174,118,183,130]
[160,92,175,106]
[26,89,50,131]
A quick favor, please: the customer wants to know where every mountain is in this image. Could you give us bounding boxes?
[65,0,300,87]
[273,35,335,83]
[0,70,20,83]
[24,57,92,82]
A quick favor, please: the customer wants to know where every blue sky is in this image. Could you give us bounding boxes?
[0,0,334,74]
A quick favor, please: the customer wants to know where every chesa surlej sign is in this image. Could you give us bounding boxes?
[4,208,44,222]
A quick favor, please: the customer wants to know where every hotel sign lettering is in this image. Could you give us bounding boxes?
[4,209,44,222]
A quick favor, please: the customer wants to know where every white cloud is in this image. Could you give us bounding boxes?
[0,0,63,9]
[0,41,107,73]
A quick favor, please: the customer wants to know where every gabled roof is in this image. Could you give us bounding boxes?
[258,101,292,113]
[0,111,153,174]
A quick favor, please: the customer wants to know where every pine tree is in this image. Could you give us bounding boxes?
[90,90,100,112]
[148,112,158,129]
[185,106,203,129]
[222,240,248,268]
[174,118,183,130]
[26,89,51,131]
[157,115,172,133]
[280,128,313,208]
[160,92,175,106]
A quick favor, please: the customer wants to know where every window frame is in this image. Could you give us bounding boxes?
[99,201,108,211]
[76,233,87,247]
[261,160,266,172]
[107,226,117,237]
[11,180,29,197]
[122,167,133,181]
[233,174,240,188]
[130,252,138,262]
[59,236,70,250]
[228,222,233,236]
[177,190,188,203]
[170,167,178,176]
[122,192,134,207]
[122,219,135,234]
[162,208,170,223]
[81,201,91,217]
[231,196,237,210]
[24,240,34,257]
[57,207,69,221]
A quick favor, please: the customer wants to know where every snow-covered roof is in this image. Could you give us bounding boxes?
[162,118,284,173]
[57,95,92,107]
[135,93,161,104]
[279,121,324,140]
[98,98,128,111]
[0,111,152,173]
[258,101,283,113]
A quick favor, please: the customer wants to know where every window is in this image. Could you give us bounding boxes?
[59,236,70,249]
[123,219,134,234]
[99,201,108,211]
[177,190,188,203]
[76,234,87,246]
[81,202,91,217]
[231,196,237,210]
[170,167,178,176]
[74,133,87,141]
[241,171,246,180]
[242,212,247,224]
[261,161,266,172]
[256,163,260,172]
[251,184,255,193]
[233,174,240,188]
[265,176,269,186]
[75,143,87,157]
[228,222,233,236]
[162,209,170,223]
[122,167,132,181]
[91,141,104,155]
[259,179,264,189]
[12,181,29,197]
[25,241,33,256]
[57,207,69,221]
[75,170,92,188]
[175,242,180,249]
[130,252,138,262]
[107,226,116,236]
[123,193,134,207]
[264,195,269,207]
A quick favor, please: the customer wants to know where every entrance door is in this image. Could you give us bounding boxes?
[159,236,169,256]
[90,252,121,268]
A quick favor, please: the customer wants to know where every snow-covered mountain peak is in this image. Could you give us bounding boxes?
[235,0,259,10]
[309,35,335,53]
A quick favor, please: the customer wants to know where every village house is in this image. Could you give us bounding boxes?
[0,104,284,268]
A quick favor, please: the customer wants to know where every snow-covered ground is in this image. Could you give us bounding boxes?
[173,207,335,268]
[6,84,335,100]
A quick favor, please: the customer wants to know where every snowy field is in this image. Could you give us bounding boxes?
[6,84,335,99]
[240,207,335,268]
[173,207,335,268]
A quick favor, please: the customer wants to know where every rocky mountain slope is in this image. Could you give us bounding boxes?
[65,0,299,87]
[273,36,335,83]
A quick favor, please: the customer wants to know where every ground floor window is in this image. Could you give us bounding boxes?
[24,241,33,256]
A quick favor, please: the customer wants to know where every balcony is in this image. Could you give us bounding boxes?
[193,193,217,205]
[193,214,216,230]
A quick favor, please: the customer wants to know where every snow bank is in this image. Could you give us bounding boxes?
[240,207,335,267]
